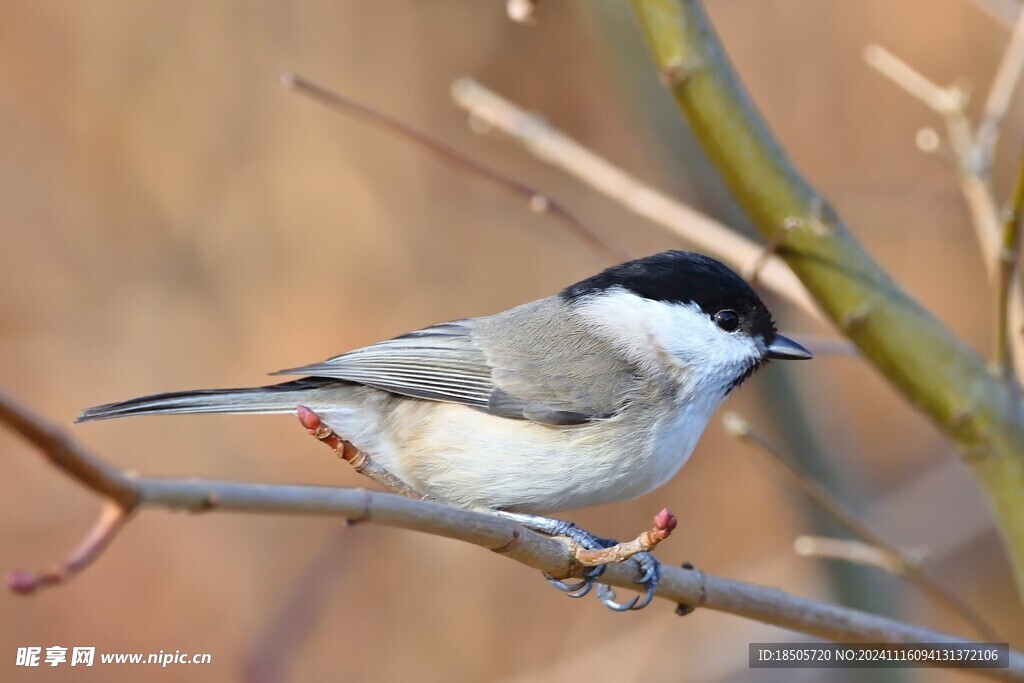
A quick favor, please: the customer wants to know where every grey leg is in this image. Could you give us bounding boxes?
[495,511,661,611]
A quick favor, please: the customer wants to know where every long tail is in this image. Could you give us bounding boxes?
[76,378,335,423]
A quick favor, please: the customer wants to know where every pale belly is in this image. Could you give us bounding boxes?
[319,396,716,514]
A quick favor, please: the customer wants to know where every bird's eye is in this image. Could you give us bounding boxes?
[714,309,740,332]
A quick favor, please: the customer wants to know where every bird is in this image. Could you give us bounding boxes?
[77,250,811,610]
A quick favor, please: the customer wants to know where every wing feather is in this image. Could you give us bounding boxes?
[272,320,497,407]
[272,300,636,424]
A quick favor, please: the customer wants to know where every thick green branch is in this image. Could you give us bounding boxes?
[630,0,1024,598]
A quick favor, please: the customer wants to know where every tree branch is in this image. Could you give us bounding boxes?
[2,389,1021,681]
[964,0,1022,30]
[280,71,628,264]
[977,5,1024,172]
[997,149,1024,378]
[724,412,1001,642]
[630,0,1024,602]
[863,38,1024,378]
[449,77,827,326]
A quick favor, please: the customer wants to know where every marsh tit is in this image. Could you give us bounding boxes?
[78,251,811,608]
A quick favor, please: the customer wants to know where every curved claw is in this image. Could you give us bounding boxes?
[546,575,589,593]
[630,584,657,610]
[595,583,640,611]
[590,553,661,612]
[545,563,605,595]
[566,581,595,598]
[634,553,660,586]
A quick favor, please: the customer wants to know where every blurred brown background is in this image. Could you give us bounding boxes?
[1,1,1022,681]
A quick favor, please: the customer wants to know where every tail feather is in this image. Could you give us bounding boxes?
[75,378,335,423]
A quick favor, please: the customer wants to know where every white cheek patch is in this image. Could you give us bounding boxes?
[577,289,764,393]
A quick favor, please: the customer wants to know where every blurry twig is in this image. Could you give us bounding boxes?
[964,0,1022,29]
[280,71,627,263]
[7,501,133,594]
[506,0,538,23]
[4,389,1022,678]
[864,16,1024,380]
[997,150,1024,378]
[977,7,1024,168]
[450,77,831,328]
[794,536,919,575]
[242,525,357,683]
[723,412,1001,642]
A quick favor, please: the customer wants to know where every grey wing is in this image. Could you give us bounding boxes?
[272,302,636,425]
[272,321,495,409]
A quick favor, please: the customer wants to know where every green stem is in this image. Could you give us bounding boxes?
[630,0,1024,600]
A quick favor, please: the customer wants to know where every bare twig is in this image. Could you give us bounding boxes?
[976,6,1024,171]
[242,524,359,683]
[3,391,1022,679]
[996,149,1024,376]
[795,536,918,575]
[724,414,907,558]
[574,508,677,566]
[450,77,829,326]
[7,501,133,595]
[864,38,1024,382]
[724,412,1002,642]
[280,71,627,263]
[964,0,1022,29]
[863,45,966,115]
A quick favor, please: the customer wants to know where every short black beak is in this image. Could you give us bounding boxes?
[766,334,813,360]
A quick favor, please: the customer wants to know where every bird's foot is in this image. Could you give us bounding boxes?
[496,509,675,611]
[594,551,660,611]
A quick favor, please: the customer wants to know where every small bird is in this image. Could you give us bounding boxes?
[78,251,811,609]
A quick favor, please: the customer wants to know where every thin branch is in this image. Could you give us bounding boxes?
[242,524,360,683]
[996,148,1024,376]
[279,71,628,264]
[723,414,896,554]
[449,77,829,327]
[8,501,132,594]
[977,5,1024,172]
[964,0,1023,29]
[0,388,137,507]
[2,391,1022,680]
[863,39,1024,381]
[863,45,966,115]
[795,536,915,575]
[723,412,1002,642]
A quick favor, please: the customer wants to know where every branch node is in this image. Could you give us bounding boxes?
[490,528,523,554]
[659,58,697,88]
[950,408,975,429]
[198,491,219,512]
[675,562,703,616]
[839,306,871,333]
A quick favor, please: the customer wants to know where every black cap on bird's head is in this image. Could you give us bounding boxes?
[561,251,812,361]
